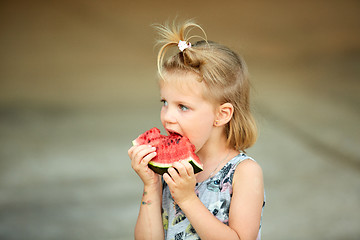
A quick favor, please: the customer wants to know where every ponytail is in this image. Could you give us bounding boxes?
[153,19,207,78]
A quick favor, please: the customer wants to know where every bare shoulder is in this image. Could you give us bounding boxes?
[233,158,263,188]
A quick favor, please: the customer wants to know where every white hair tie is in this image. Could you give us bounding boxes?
[178,40,191,52]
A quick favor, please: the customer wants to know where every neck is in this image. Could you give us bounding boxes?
[195,128,239,182]
[196,126,231,163]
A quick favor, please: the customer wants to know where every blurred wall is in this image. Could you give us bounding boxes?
[2,0,358,108]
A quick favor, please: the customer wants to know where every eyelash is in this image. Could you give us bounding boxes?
[179,104,189,111]
[160,99,168,106]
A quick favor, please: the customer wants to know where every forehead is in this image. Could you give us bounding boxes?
[159,70,206,97]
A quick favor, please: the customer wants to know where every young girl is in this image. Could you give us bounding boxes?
[128,20,265,240]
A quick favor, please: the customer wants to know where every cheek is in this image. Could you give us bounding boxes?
[187,116,215,150]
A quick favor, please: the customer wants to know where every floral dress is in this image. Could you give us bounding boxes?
[162,153,265,240]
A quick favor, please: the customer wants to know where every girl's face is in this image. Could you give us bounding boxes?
[160,71,217,153]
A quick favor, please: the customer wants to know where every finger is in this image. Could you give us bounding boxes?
[128,145,136,158]
[128,145,143,160]
[133,145,155,160]
[181,160,194,176]
[128,143,148,156]
[163,172,175,186]
[172,161,188,177]
[167,167,181,182]
[141,151,157,165]
[131,145,156,165]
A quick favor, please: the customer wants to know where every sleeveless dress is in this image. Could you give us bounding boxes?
[162,153,265,240]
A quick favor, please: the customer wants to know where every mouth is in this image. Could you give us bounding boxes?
[166,129,182,137]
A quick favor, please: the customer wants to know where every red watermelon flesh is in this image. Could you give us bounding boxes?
[132,127,161,146]
[132,127,203,175]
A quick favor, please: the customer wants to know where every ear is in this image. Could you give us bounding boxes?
[214,103,234,127]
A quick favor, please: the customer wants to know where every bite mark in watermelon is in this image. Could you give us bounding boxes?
[132,127,203,175]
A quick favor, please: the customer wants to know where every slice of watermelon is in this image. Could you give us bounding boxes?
[132,127,203,175]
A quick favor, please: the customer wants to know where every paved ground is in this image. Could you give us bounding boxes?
[0,1,359,239]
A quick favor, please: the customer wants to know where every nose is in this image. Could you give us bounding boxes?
[161,105,176,125]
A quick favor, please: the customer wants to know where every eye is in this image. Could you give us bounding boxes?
[179,104,189,111]
[161,99,168,107]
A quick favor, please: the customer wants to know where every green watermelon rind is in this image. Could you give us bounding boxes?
[148,157,203,175]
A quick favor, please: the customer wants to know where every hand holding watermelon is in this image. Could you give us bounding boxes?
[132,128,203,175]
[163,160,198,205]
[128,144,161,187]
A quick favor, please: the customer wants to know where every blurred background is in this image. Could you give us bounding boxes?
[0,0,359,239]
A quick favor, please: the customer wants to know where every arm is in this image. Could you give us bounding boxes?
[228,159,264,240]
[128,145,164,240]
[135,182,164,240]
[164,159,264,240]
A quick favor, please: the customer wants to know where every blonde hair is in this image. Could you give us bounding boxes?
[154,19,257,152]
